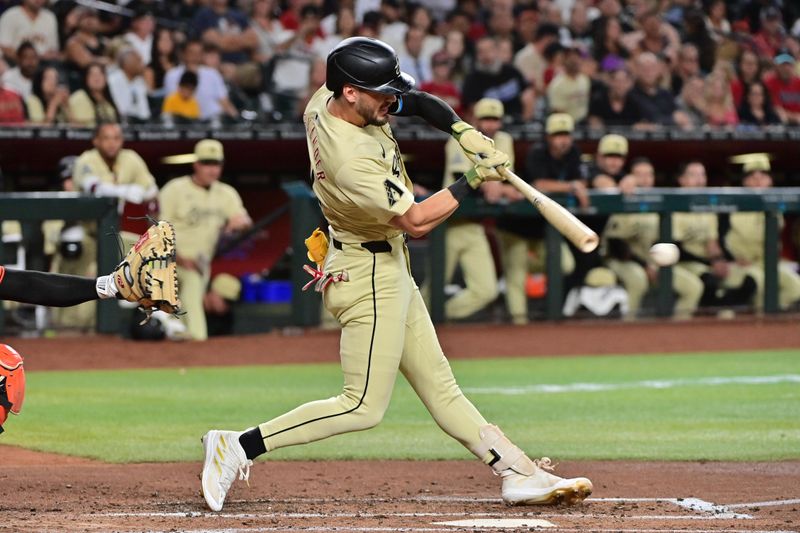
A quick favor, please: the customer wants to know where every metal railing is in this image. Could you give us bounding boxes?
[0,193,120,335]
[285,183,800,323]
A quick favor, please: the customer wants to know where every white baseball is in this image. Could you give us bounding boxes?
[649,243,680,267]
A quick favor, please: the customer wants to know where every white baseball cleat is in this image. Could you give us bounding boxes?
[500,457,593,506]
[201,430,252,512]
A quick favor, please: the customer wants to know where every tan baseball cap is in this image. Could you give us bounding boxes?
[545,113,574,135]
[598,134,628,156]
[211,273,242,301]
[584,266,617,287]
[474,98,504,119]
[195,139,224,162]
[742,153,771,174]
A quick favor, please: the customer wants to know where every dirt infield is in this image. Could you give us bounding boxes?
[2,319,799,532]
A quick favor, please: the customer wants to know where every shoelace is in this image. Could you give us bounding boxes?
[533,457,556,472]
[238,459,253,487]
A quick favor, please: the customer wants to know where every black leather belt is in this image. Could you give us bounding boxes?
[332,238,392,253]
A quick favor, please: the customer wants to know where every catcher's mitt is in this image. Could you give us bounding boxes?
[113,220,181,320]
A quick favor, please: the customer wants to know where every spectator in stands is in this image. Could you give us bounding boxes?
[764,50,800,125]
[514,22,559,94]
[592,0,634,34]
[569,1,593,47]
[1,41,38,99]
[588,65,643,127]
[487,7,515,44]
[682,7,716,73]
[0,73,26,125]
[547,45,592,123]
[408,5,443,61]
[144,27,179,95]
[730,48,762,107]
[162,70,201,124]
[26,65,70,125]
[0,0,59,62]
[398,26,432,84]
[123,7,156,66]
[108,49,150,124]
[541,41,565,89]
[738,80,783,126]
[64,7,111,86]
[463,36,533,120]
[192,0,258,71]
[630,52,691,128]
[496,37,515,66]
[670,43,700,96]
[68,63,119,127]
[316,5,357,57]
[378,0,407,52]
[591,16,630,67]
[420,51,461,114]
[675,75,706,126]
[513,4,539,51]
[280,0,312,32]
[752,6,786,60]
[444,28,469,85]
[164,39,238,122]
[622,9,680,65]
[250,0,293,64]
[704,0,730,40]
[702,70,738,127]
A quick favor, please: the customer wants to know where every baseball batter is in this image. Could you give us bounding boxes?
[440,98,513,320]
[200,37,592,512]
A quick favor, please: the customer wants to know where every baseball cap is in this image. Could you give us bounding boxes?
[211,273,242,301]
[474,98,504,119]
[584,267,617,287]
[742,153,771,174]
[598,134,628,157]
[194,139,224,163]
[545,113,574,135]
[774,50,795,64]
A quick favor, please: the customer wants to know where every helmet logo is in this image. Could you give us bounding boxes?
[395,63,400,75]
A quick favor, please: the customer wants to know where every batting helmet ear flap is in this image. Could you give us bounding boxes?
[0,344,26,434]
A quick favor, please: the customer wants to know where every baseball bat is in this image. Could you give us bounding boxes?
[499,167,599,253]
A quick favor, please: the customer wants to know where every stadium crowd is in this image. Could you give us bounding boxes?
[0,0,799,127]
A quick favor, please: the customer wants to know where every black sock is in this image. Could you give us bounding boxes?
[0,268,98,306]
[239,427,267,460]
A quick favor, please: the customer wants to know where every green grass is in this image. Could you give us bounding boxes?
[2,350,798,463]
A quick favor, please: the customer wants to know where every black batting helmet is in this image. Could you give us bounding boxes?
[326,37,415,95]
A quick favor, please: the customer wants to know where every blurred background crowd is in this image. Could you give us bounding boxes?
[1,0,800,128]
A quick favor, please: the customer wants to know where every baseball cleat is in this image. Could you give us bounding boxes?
[500,457,592,506]
[201,430,252,512]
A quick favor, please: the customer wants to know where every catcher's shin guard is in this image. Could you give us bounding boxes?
[0,344,26,434]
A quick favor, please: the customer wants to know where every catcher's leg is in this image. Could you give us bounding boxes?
[0,266,110,306]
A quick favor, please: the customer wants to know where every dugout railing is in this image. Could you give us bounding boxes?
[285,183,800,325]
[0,193,120,335]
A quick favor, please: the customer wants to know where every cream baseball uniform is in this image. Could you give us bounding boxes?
[56,148,156,328]
[603,213,703,318]
[440,132,512,319]
[256,86,488,454]
[726,212,800,310]
[673,212,761,305]
[159,177,248,340]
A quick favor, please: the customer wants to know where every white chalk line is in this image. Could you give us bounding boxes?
[463,374,800,395]
[144,529,796,533]
[100,511,742,520]
[726,498,800,509]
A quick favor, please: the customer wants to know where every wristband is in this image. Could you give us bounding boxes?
[447,176,471,202]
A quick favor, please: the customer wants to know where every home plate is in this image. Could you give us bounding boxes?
[434,518,556,528]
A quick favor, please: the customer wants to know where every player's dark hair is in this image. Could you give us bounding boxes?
[675,159,704,183]
[535,23,560,41]
[93,121,121,138]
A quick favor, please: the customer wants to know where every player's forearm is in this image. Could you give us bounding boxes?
[392,189,459,237]
[393,90,460,133]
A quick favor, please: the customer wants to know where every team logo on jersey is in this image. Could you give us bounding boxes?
[384,179,404,207]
